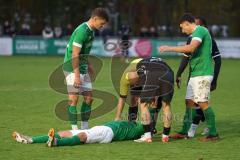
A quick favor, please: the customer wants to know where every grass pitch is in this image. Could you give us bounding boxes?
[0,56,239,160]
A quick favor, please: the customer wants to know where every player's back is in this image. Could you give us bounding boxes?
[104,121,144,141]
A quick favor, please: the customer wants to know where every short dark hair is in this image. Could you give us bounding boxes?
[195,16,207,27]
[180,13,195,24]
[91,8,109,22]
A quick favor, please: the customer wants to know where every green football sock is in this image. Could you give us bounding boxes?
[179,107,196,134]
[81,102,91,121]
[32,134,61,143]
[68,105,77,125]
[203,107,217,136]
[56,135,83,146]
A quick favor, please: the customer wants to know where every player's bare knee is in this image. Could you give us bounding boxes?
[84,96,93,105]
[198,102,209,110]
[68,94,79,105]
[185,99,195,107]
[68,99,78,106]
[77,132,87,143]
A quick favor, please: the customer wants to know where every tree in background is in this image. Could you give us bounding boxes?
[0,0,239,37]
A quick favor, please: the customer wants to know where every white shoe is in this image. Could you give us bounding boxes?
[187,124,198,138]
[134,135,152,143]
[12,131,33,144]
[201,128,209,135]
[188,129,196,138]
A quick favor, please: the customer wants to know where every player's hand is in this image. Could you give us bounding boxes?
[210,82,217,91]
[89,68,95,76]
[176,76,181,89]
[74,76,81,88]
[88,67,96,81]
[159,45,171,52]
[88,64,96,81]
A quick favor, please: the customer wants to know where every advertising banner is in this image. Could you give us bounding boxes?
[10,36,240,58]
[0,37,12,55]
[13,37,68,55]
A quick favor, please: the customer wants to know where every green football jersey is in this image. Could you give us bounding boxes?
[104,121,144,141]
[189,26,213,77]
[63,22,94,74]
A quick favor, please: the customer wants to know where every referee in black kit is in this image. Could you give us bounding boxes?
[132,57,174,143]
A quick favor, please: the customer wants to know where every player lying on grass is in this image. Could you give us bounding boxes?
[63,8,108,130]
[12,121,144,147]
[115,58,161,134]
[159,13,219,142]
[176,16,221,138]
[125,57,174,143]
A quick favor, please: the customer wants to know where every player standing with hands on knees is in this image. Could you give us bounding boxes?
[159,13,219,141]
[63,8,109,130]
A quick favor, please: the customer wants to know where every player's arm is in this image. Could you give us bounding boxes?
[175,36,191,88]
[115,96,127,121]
[72,45,81,88]
[159,40,201,54]
[115,74,129,121]
[211,39,222,91]
[159,30,204,54]
[176,55,190,88]
[72,29,86,88]
[88,59,95,77]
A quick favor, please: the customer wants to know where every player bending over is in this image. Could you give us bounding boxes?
[115,58,161,134]
[12,121,144,147]
[127,57,174,143]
